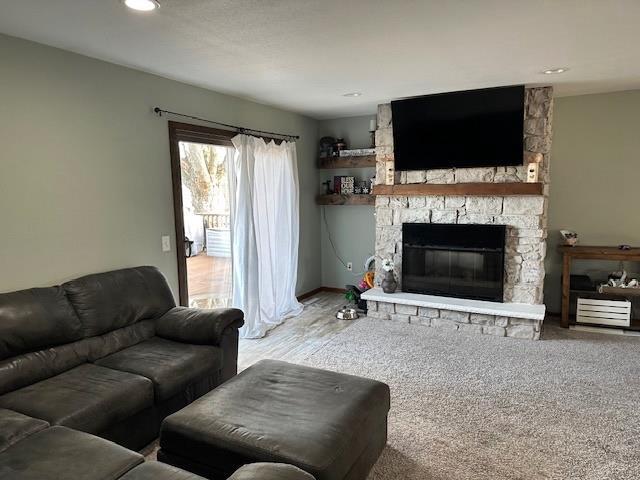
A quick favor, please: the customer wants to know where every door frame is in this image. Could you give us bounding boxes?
[167,121,234,306]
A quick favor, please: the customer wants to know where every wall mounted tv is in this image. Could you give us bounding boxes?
[391,85,524,171]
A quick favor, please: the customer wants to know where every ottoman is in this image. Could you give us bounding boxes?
[158,360,390,480]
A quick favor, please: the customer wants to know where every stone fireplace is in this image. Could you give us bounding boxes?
[362,87,553,340]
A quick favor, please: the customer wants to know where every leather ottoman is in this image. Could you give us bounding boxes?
[158,360,390,480]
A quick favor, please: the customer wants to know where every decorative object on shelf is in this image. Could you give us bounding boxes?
[526,162,540,182]
[370,176,375,193]
[619,244,632,250]
[321,180,333,195]
[319,136,335,159]
[340,176,355,194]
[339,148,375,157]
[369,118,376,148]
[608,269,627,286]
[381,259,397,294]
[333,138,347,156]
[599,270,640,291]
[526,152,543,183]
[333,175,342,194]
[560,229,578,246]
[359,180,370,195]
[384,159,394,185]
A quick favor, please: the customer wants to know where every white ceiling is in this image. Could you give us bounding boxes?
[1,0,639,119]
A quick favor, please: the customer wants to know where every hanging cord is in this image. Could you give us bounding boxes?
[322,206,370,276]
[153,107,299,141]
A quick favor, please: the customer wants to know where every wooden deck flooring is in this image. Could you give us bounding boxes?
[186,254,232,308]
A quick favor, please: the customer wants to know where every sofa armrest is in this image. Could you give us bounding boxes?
[155,307,244,347]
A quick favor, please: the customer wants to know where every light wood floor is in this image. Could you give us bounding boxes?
[238,291,357,371]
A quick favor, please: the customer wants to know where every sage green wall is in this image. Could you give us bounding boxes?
[0,34,320,297]
[544,90,640,312]
[318,115,376,288]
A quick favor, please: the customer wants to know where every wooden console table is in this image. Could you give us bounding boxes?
[559,245,640,327]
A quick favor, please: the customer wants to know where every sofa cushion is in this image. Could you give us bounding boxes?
[228,463,316,480]
[63,266,175,337]
[0,319,156,397]
[0,426,142,480]
[0,408,49,453]
[96,337,222,401]
[120,462,205,480]
[0,364,153,434]
[0,286,82,360]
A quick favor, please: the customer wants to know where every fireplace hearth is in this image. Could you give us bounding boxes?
[402,223,506,302]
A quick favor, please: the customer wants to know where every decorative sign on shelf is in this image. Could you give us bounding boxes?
[340,176,355,195]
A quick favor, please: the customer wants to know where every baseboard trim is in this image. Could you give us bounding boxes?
[297,286,347,301]
[297,287,324,301]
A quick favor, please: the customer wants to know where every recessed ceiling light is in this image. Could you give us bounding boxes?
[123,0,160,11]
[342,92,363,97]
[542,67,568,75]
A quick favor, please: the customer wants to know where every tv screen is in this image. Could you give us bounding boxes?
[391,85,524,171]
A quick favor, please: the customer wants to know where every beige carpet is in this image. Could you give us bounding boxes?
[288,319,640,480]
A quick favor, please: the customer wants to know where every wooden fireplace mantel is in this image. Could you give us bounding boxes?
[372,182,544,196]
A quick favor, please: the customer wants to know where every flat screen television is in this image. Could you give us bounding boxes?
[391,85,524,171]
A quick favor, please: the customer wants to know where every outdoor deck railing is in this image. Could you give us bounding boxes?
[199,213,230,230]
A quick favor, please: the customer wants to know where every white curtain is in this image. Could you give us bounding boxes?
[229,134,303,339]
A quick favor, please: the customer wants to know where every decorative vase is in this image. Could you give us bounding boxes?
[381,270,397,294]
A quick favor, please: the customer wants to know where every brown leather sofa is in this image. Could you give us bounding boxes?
[0,266,244,450]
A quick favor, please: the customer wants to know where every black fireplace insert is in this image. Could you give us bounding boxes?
[402,223,506,302]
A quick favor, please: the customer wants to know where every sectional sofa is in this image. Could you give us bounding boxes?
[0,266,243,450]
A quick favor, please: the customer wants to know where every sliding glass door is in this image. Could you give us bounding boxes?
[168,122,235,306]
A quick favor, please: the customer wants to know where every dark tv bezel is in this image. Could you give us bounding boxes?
[391,85,525,172]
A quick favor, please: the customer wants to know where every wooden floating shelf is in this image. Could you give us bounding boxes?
[316,194,375,206]
[599,286,640,297]
[372,182,544,196]
[557,245,640,261]
[318,155,376,169]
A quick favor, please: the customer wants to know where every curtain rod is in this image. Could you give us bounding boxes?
[153,107,300,140]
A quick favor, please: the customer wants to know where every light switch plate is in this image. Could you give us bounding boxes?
[161,235,171,252]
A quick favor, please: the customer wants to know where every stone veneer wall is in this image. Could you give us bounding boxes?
[366,302,543,340]
[373,87,553,305]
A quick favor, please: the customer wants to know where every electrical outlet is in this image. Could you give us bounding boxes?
[161,235,171,252]
[346,262,353,271]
